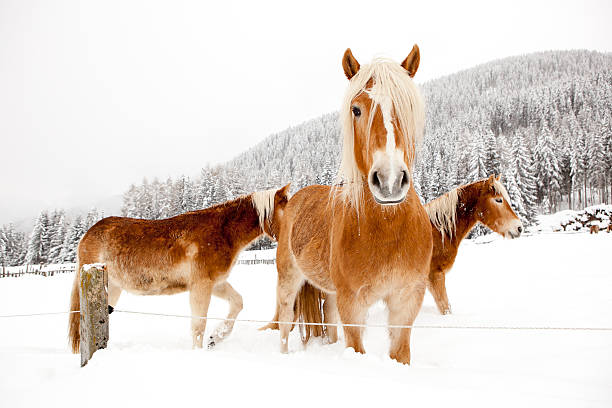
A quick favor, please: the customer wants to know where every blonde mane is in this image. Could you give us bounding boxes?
[251,189,276,228]
[425,187,460,242]
[334,58,425,210]
[492,178,511,204]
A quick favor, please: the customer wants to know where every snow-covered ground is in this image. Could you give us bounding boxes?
[533,204,612,233]
[1,233,611,407]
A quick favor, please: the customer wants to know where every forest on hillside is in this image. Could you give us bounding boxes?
[1,50,611,266]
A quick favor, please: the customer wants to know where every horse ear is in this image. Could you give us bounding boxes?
[276,183,291,202]
[401,44,420,78]
[496,174,502,182]
[342,48,360,80]
[486,174,496,189]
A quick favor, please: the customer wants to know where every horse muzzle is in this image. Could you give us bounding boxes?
[368,164,410,206]
[505,221,523,239]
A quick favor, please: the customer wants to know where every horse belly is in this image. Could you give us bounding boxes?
[107,260,190,296]
[295,255,336,293]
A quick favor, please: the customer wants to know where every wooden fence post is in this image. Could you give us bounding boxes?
[79,263,109,367]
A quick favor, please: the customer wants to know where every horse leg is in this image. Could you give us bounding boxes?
[323,294,339,344]
[386,282,426,365]
[189,279,213,349]
[207,281,243,348]
[427,269,451,314]
[336,290,367,354]
[107,279,123,314]
[277,269,304,354]
[259,301,280,331]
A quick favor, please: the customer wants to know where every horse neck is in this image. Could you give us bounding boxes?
[451,184,481,244]
[209,197,263,248]
[357,184,416,227]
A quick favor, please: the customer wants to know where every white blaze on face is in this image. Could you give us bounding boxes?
[367,84,407,192]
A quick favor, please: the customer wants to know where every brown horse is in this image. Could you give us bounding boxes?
[264,175,523,337]
[68,185,290,353]
[424,175,522,314]
[590,225,600,234]
[272,46,431,364]
[607,224,612,233]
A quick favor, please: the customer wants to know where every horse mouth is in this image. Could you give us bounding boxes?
[373,196,405,206]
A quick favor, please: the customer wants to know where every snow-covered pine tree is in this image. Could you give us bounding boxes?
[59,215,85,263]
[0,224,26,266]
[83,208,101,231]
[510,128,538,222]
[26,211,50,264]
[534,120,561,212]
[484,128,501,176]
[47,210,67,263]
[467,130,488,182]
[121,184,138,217]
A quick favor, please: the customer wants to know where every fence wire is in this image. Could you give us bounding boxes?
[1,309,611,332]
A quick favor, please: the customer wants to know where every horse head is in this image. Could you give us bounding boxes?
[477,175,523,239]
[337,46,425,207]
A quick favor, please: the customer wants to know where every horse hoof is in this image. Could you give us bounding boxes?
[207,336,216,349]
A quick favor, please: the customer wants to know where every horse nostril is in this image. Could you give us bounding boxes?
[400,171,409,188]
[371,171,381,189]
[518,226,523,233]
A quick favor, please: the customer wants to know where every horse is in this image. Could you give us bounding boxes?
[590,225,600,234]
[424,175,522,314]
[263,174,523,337]
[271,46,431,364]
[607,224,612,233]
[68,184,290,353]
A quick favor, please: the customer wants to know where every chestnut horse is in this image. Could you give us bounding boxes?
[425,175,522,314]
[68,185,290,353]
[590,225,600,234]
[272,46,431,364]
[264,175,523,338]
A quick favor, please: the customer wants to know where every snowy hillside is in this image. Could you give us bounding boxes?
[1,233,611,407]
[119,50,611,224]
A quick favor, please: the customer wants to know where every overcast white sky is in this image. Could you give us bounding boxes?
[1,0,611,224]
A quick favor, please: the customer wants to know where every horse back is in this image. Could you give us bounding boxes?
[78,212,238,295]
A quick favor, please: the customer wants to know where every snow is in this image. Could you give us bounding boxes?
[82,263,106,272]
[534,204,612,232]
[1,233,611,407]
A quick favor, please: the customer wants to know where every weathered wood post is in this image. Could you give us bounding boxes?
[80,263,109,367]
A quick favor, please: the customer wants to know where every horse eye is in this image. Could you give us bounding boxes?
[351,106,361,117]
[495,198,503,203]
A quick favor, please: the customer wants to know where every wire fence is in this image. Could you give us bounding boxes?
[0,258,275,279]
[1,309,611,332]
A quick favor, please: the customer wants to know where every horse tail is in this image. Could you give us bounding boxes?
[68,255,81,354]
[295,282,326,343]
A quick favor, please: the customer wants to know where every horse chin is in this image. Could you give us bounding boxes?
[373,196,406,206]
[504,231,519,239]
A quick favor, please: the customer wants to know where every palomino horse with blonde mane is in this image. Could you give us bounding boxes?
[68,185,290,353]
[271,46,431,364]
[265,175,523,339]
[424,175,522,314]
